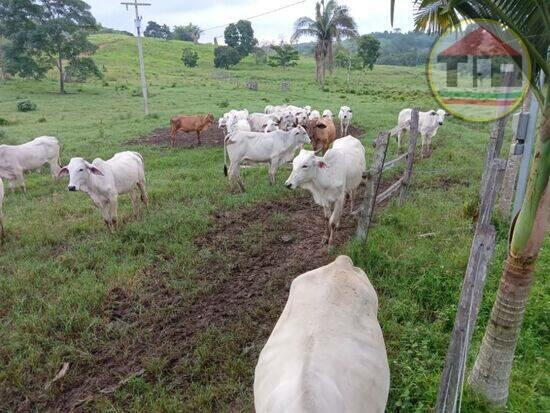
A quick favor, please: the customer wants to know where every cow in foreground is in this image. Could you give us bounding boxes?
[224,127,310,192]
[170,114,215,147]
[338,106,353,136]
[254,255,390,413]
[306,117,336,155]
[396,108,448,156]
[59,151,148,231]
[285,136,366,245]
[0,136,61,193]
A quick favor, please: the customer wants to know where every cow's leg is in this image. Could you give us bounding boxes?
[268,158,279,185]
[196,131,201,146]
[137,181,148,207]
[349,189,356,213]
[322,205,332,244]
[170,127,177,147]
[109,196,118,230]
[420,133,427,158]
[98,201,113,232]
[0,215,4,245]
[397,129,406,154]
[129,189,139,218]
[229,162,244,192]
[328,196,345,246]
[49,158,61,179]
[15,173,26,194]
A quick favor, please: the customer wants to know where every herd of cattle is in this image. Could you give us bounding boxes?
[0,104,448,247]
[0,103,449,411]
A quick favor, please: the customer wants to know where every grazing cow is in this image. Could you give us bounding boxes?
[59,151,148,231]
[278,111,296,131]
[285,136,366,245]
[227,118,251,135]
[254,255,390,413]
[306,118,336,155]
[170,113,215,147]
[338,106,353,136]
[322,109,333,120]
[0,178,4,244]
[293,109,308,127]
[0,136,61,193]
[224,126,310,192]
[396,108,448,156]
[248,113,281,132]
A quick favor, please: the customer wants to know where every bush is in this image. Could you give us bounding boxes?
[214,46,241,69]
[218,100,230,108]
[17,99,37,112]
[38,117,47,123]
[0,117,12,126]
[182,48,199,68]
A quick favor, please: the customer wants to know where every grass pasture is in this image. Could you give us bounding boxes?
[0,34,548,412]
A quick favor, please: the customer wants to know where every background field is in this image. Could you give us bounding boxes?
[0,34,548,412]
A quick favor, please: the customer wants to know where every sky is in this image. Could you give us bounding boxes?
[87,0,416,44]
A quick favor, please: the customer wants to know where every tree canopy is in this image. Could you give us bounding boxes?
[144,21,171,40]
[224,20,258,57]
[357,34,380,70]
[173,23,201,43]
[214,46,241,69]
[268,44,299,69]
[0,0,100,93]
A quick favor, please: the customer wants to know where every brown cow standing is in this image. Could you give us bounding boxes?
[170,114,215,147]
[307,118,336,154]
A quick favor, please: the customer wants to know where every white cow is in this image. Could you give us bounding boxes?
[308,110,321,121]
[338,106,353,136]
[0,136,61,192]
[264,119,280,133]
[219,109,249,131]
[254,255,390,413]
[285,136,366,245]
[0,178,4,243]
[303,105,312,116]
[224,126,310,192]
[396,108,448,156]
[227,117,251,135]
[59,151,148,231]
[248,113,281,132]
[322,109,333,120]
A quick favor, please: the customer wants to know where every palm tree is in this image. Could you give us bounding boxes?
[391,0,549,406]
[291,0,358,86]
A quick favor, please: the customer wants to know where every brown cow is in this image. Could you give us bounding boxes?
[307,118,336,154]
[170,113,215,147]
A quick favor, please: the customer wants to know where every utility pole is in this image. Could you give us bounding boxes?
[121,1,151,115]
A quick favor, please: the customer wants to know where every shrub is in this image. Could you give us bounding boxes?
[0,117,12,126]
[214,46,241,69]
[218,100,229,108]
[17,99,37,112]
[182,48,199,68]
[38,117,47,123]
[0,128,6,139]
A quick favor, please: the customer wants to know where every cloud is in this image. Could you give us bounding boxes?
[87,0,415,43]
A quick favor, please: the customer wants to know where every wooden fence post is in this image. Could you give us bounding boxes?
[398,108,419,206]
[479,115,508,198]
[356,132,390,241]
[435,158,506,413]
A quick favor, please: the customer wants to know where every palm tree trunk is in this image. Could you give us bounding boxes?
[327,40,334,75]
[58,53,65,94]
[469,88,550,405]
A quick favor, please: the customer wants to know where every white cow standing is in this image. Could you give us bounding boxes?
[0,136,61,192]
[285,136,366,245]
[396,108,448,156]
[338,106,353,136]
[254,255,390,413]
[248,113,281,132]
[322,109,333,120]
[224,126,310,192]
[59,151,148,231]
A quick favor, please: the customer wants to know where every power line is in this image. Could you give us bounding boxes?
[200,0,307,33]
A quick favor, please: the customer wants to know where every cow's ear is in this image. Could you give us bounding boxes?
[87,165,104,176]
[58,167,69,178]
[262,124,268,128]
[316,123,327,129]
[317,160,328,168]
[431,111,437,115]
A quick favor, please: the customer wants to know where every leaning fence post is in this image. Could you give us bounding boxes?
[398,108,419,206]
[356,132,390,241]
[435,158,506,413]
[479,115,509,198]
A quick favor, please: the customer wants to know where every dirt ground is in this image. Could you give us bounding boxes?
[128,122,366,148]
[42,191,370,411]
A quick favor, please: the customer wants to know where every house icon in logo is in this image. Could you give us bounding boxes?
[437,27,522,88]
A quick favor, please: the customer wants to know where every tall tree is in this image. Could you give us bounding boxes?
[144,21,171,40]
[357,34,380,70]
[224,20,258,57]
[268,44,299,69]
[213,46,241,69]
[291,0,358,86]
[394,0,549,406]
[0,0,99,93]
[173,23,201,43]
